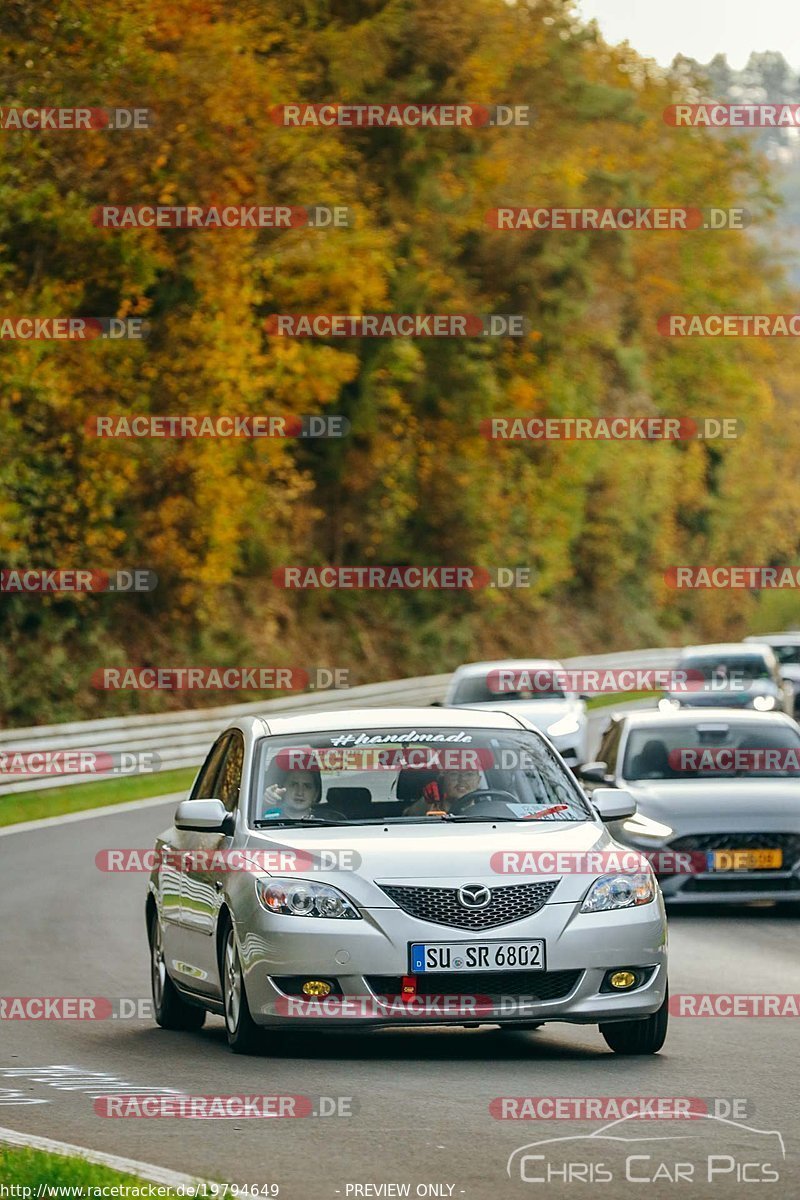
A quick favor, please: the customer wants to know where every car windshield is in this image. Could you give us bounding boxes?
[249,726,591,825]
[622,721,800,781]
[771,643,800,666]
[451,674,567,703]
[676,655,771,686]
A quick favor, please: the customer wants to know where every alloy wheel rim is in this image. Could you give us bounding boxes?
[224,930,241,1031]
[151,919,165,1007]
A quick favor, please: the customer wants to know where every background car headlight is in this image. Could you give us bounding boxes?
[658,697,681,712]
[621,814,674,840]
[581,872,655,912]
[753,694,776,711]
[547,713,581,737]
[256,878,361,919]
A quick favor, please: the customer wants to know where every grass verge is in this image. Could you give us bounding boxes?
[585,690,659,711]
[0,767,196,829]
[0,1145,187,1192]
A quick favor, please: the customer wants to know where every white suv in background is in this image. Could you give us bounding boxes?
[443,659,589,767]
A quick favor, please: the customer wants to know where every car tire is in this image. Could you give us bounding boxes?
[149,910,206,1031]
[599,989,669,1055]
[221,921,265,1054]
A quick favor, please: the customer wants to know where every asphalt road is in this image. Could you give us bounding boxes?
[2,704,798,1197]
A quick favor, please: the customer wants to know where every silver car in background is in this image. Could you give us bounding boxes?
[579,708,800,905]
[659,643,792,713]
[147,708,667,1055]
[443,659,589,766]
[744,632,800,716]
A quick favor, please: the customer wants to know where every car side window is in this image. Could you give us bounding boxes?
[597,720,622,772]
[191,735,231,800]
[217,732,245,812]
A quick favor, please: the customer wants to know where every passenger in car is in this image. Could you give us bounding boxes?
[263,767,323,817]
[403,767,482,816]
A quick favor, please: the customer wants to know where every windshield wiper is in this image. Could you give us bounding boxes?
[252,817,350,828]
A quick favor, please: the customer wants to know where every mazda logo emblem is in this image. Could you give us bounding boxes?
[457,884,492,909]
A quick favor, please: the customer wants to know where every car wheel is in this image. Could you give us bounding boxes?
[149,911,206,1031]
[221,922,264,1054]
[599,989,668,1055]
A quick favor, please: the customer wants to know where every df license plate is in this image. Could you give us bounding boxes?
[409,940,545,973]
[707,849,783,871]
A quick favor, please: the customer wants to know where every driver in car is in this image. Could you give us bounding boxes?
[403,767,482,816]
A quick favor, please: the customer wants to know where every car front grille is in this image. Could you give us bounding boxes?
[377,880,559,930]
[366,969,582,1002]
[669,832,800,866]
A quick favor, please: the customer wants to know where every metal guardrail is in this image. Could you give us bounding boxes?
[0,649,680,795]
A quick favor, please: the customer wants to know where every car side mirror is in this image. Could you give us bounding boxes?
[577,761,609,783]
[174,798,233,834]
[592,787,636,822]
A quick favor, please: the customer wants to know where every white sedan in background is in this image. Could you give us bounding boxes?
[443,659,589,766]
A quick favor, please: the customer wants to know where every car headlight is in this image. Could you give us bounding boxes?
[753,694,776,711]
[658,697,681,712]
[547,713,581,737]
[581,872,656,912]
[256,878,361,919]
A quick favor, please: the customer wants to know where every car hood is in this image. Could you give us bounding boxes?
[621,778,800,835]
[453,699,582,731]
[245,819,619,903]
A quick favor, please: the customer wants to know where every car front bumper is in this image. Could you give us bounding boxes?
[236,892,668,1029]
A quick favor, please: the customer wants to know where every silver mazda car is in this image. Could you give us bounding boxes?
[146,708,667,1055]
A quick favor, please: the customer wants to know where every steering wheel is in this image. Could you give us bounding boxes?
[449,788,519,814]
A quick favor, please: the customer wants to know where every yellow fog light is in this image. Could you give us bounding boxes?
[301,980,332,997]
[609,971,637,990]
